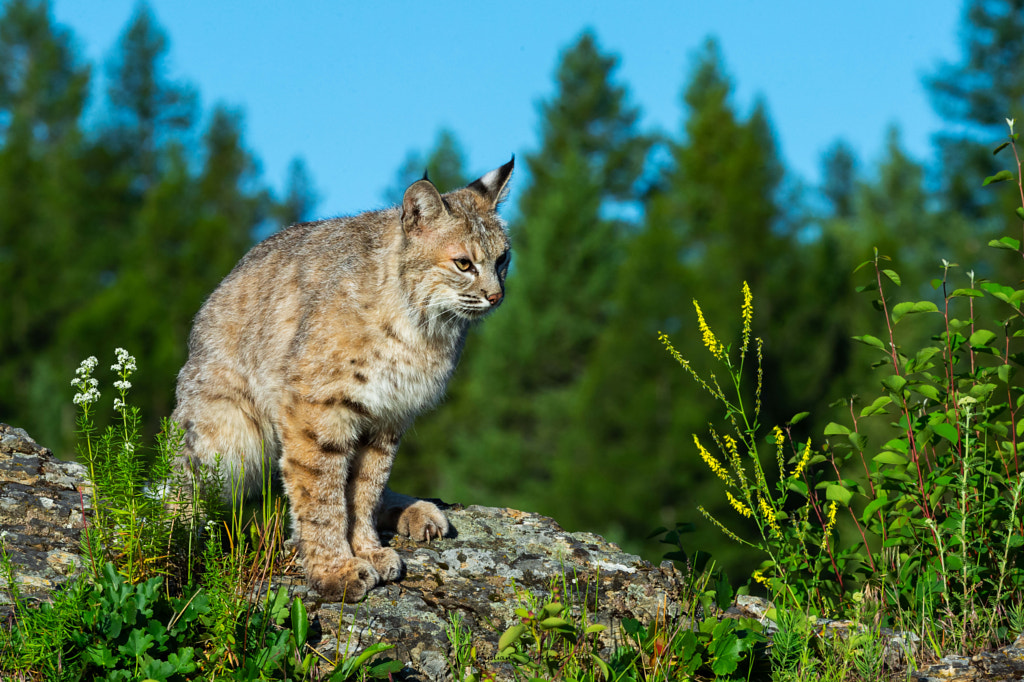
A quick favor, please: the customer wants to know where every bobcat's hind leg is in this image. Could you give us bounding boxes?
[378,488,450,542]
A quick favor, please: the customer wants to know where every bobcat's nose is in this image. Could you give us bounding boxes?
[486,291,503,306]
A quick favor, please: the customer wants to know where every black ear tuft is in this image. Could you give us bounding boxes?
[422,168,430,182]
[467,156,515,209]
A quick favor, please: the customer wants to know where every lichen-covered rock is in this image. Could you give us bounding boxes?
[289,504,684,679]
[0,424,90,611]
[910,635,1024,682]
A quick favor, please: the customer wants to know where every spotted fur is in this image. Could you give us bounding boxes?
[172,159,514,602]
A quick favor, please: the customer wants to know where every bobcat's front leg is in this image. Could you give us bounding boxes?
[379,488,450,541]
[347,430,403,582]
[279,399,379,603]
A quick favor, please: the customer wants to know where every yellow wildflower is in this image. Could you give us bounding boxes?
[698,506,745,544]
[772,426,785,476]
[659,331,718,397]
[755,337,764,419]
[792,439,813,479]
[722,434,744,481]
[727,491,752,518]
[824,500,839,538]
[693,300,724,360]
[758,494,781,537]
[752,569,770,587]
[694,435,734,486]
[741,281,753,354]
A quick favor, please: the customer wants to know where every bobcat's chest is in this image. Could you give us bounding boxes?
[367,351,453,421]
[345,326,460,426]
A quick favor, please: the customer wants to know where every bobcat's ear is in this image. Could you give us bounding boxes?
[467,156,514,209]
[401,178,447,235]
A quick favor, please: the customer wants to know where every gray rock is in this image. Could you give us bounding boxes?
[0,423,91,612]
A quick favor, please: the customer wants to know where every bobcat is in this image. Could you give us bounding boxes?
[172,158,514,602]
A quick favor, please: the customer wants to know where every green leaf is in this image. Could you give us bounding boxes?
[983,169,1014,186]
[168,648,197,675]
[988,236,1021,251]
[881,375,907,393]
[862,492,890,524]
[789,411,810,425]
[1016,206,1024,221]
[824,422,851,436]
[882,269,902,286]
[994,141,1011,155]
[933,422,959,443]
[853,334,886,350]
[873,451,908,466]
[860,395,892,417]
[892,300,939,323]
[969,330,998,347]
[883,438,909,453]
[368,660,405,678]
[498,624,526,651]
[708,627,743,676]
[826,484,854,506]
[118,628,155,658]
[539,616,570,630]
[914,383,941,401]
[291,596,308,647]
[950,288,985,298]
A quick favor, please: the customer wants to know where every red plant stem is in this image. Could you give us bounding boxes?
[1011,136,1024,258]
[1006,331,1021,477]
[848,399,878,500]
[875,257,934,521]
[828,450,878,572]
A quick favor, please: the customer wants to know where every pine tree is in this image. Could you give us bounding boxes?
[395,32,651,514]
[103,1,196,189]
[926,0,1024,247]
[272,157,319,228]
[545,39,791,558]
[0,0,91,445]
[384,128,469,203]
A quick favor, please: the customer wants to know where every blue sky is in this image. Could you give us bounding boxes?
[49,1,967,219]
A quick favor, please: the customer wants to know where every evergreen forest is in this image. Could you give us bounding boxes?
[3,0,1023,576]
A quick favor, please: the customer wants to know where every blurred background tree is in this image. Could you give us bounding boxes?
[1,0,1017,573]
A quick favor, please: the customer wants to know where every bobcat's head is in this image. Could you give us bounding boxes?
[399,157,514,328]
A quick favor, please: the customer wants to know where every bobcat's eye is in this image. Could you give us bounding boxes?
[453,258,474,272]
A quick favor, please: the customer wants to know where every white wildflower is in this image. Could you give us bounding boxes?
[113,398,125,412]
[1008,118,1016,134]
[111,348,136,373]
[73,388,100,406]
[75,356,98,377]
[113,380,132,392]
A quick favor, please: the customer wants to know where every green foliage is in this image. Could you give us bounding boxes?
[492,583,609,681]
[2,351,398,681]
[660,119,1024,678]
[0,1,310,454]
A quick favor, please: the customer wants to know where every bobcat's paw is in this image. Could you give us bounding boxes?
[361,547,403,582]
[396,500,450,542]
[308,557,379,603]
